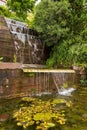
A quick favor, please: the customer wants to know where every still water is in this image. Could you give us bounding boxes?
[62,87,87,130]
[0,86,87,130]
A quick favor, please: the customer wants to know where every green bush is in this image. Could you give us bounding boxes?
[80,77,87,87]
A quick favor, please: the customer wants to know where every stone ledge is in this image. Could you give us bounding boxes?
[23,68,75,73]
[0,63,22,69]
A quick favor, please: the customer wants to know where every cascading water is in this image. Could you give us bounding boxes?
[0,16,77,97]
[22,68,76,96]
[5,17,44,64]
[52,72,76,96]
[30,72,52,96]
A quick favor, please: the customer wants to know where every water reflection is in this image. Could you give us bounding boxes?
[60,87,87,130]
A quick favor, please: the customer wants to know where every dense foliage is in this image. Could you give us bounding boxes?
[0,6,10,17]
[33,0,87,68]
[80,77,87,87]
[0,0,36,22]
[0,0,87,68]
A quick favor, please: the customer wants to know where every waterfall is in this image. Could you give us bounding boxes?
[0,16,77,98]
[22,68,76,96]
[5,17,44,64]
[52,73,75,96]
[31,72,51,96]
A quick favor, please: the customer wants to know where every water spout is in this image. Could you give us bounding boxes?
[58,88,75,96]
[22,68,76,96]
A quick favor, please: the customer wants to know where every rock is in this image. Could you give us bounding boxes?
[0,113,9,122]
[82,114,87,119]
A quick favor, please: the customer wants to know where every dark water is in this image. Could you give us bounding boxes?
[59,87,87,130]
[0,86,87,130]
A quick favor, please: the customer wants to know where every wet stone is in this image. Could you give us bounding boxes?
[0,113,9,122]
[82,114,87,119]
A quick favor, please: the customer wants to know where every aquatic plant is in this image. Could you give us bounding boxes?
[80,77,87,87]
[0,56,3,62]
[13,97,72,130]
[13,54,17,63]
[28,72,35,77]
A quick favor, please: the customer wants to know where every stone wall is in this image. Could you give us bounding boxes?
[0,63,55,99]
[0,16,45,64]
[0,63,78,99]
[0,16,15,62]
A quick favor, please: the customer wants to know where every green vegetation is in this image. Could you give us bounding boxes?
[0,6,10,17]
[27,72,35,77]
[0,88,87,130]
[0,0,87,68]
[0,56,3,62]
[13,97,72,130]
[33,0,87,68]
[0,97,72,130]
[0,0,36,22]
[13,54,17,63]
[80,77,87,87]
[7,0,36,21]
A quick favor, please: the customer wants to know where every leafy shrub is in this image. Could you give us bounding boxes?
[0,56,3,62]
[80,77,87,87]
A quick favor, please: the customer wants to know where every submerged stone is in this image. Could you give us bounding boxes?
[82,114,87,119]
[0,113,9,122]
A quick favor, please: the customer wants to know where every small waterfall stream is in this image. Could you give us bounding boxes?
[52,73,76,96]
[30,72,51,96]
[22,68,76,96]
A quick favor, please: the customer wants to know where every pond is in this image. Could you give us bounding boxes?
[0,86,87,130]
[59,87,87,130]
